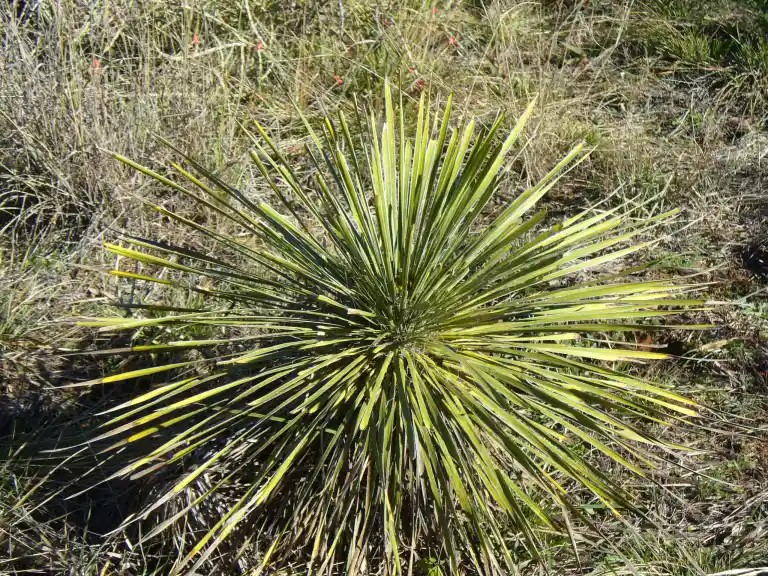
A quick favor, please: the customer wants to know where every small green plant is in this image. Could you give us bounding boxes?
[79,85,704,574]
[657,28,728,69]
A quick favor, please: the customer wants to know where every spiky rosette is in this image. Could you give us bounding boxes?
[78,85,703,575]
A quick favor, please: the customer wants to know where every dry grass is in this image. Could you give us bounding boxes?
[1,0,767,574]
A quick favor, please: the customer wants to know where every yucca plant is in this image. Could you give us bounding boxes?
[77,85,704,575]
